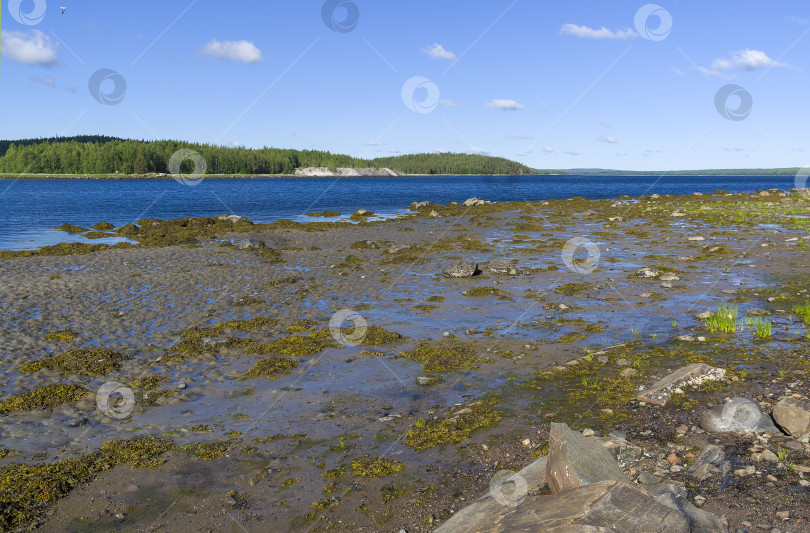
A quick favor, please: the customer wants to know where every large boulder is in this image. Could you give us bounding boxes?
[463,197,492,207]
[488,258,520,276]
[442,260,479,278]
[699,397,781,434]
[637,364,726,407]
[546,423,628,494]
[773,397,810,436]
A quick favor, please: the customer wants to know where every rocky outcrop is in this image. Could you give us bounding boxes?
[637,364,726,407]
[294,167,403,177]
[546,422,628,494]
[699,397,781,434]
[487,258,520,276]
[773,397,810,436]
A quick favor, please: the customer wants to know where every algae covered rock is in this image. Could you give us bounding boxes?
[442,260,479,278]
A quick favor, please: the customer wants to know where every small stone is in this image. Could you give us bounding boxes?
[676,425,688,435]
[115,513,126,520]
[522,438,532,447]
[776,510,790,519]
[761,449,779,463]
[176,382,187,390]
[667,453,679,465]
[582,428,595,437]
[616,358,629,367]
[620,368,638,378]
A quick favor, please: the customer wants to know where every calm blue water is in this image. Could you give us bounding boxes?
[0,175,796,251]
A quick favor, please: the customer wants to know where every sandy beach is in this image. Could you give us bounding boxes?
[2,190,810,531]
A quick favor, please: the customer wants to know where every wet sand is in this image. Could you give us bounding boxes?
[2,189,810,531]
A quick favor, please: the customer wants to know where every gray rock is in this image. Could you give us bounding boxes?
[746,308,770,316]
[700,397,782,434]
[387,245,411,254]
[648,483,729,532]
[218,214,252,224]
[410,201,434,210]
[637,471,662,485]
[637,364,727,407]
[488,258,520,276]
[773,397,810,436]
[772,331,802,342]
[636,267,660,279]
[236,237,265,250]
[462,197,492,207]
[442,260,479,278]
[415,376,441,386]
[687,444,725,481]
[546,422,628,494]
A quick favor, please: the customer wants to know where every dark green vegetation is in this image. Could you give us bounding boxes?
[403,399,501,450]
[0,384,89,413]
[397,339,485,371]
[0,137,533,175]
[19,348,129,376]
[350,457,405,477]
[242,358,300,379]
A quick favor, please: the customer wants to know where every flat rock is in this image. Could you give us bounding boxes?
[659,273,680,281]
[387,244,411,254]
[463,197,492,207]
[700,397,781,434]
[773,397,810,436]
[488,258,520,276]
[637,364,727,407]
[546,422,628,494]
[442,260,479,278]
[648,483,729,532]
[687,444,726,482]
[746,308,770,316]
[236,237,265,250]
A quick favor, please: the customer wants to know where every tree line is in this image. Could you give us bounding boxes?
[0,137,535,176]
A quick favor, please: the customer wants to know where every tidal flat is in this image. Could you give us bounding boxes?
[1,189,810,531]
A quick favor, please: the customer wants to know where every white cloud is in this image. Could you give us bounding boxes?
[231,141,243,147]
[387,149,400,154]
[485,99,525,111]
[201,39,263,64]
[596,135,618,144]
[0,30,59,66]
[33,75,55,86]
[470,147,490,155]
[542,146,554,153]
[439,99,462,108]
[560,23,636,40]
[421,43,456,61]
[563,150,582,156]
[699,49,789,77]
[508,134,532,140]
[365,141,378,146]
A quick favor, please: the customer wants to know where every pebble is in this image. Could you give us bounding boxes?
[616,358,629,367]
[115,513,126,520]
[582,428,595,437]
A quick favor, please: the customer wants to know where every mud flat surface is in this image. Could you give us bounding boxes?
[1,190,810,531]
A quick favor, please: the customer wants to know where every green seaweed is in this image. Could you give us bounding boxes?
[45,330,78,341]
[0,384,89,414]
[20,348,130,376]
[397,339,484,372]
[351,456,405,477]
[404,399,500,450]
[242,358,300,379]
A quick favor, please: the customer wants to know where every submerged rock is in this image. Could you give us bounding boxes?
[236,237,265,250]
[442,260,479,278]
[699,397,781,434]
[635,267,660,279]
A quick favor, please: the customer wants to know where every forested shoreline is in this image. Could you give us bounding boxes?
[0,137,535,176]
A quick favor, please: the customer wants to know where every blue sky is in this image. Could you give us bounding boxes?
[1,1,809,170]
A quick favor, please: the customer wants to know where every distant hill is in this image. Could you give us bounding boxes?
[0,136,534,176]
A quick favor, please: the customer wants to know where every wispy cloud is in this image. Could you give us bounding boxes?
[439,99,462,108]
[201,39,263,64]
[508,134,532,140]
[563,150,582,156]
[470,147,490,155]
[697,49,790,78]
[485,99,525,111]
[670,66,684,76]
[0,30,59,66]
[596,135,618,144]
[365,141,378,146]
[33,75,55,86]
[542,146,554,153]
[421,43,456,61]
[560,23,636,40]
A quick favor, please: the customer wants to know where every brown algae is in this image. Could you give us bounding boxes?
[0,384,90,414]
[350,457,405,477]
[242,358,300,379]
[397,340,484,372]
[404,399,500,450]
[19,348,130,376]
